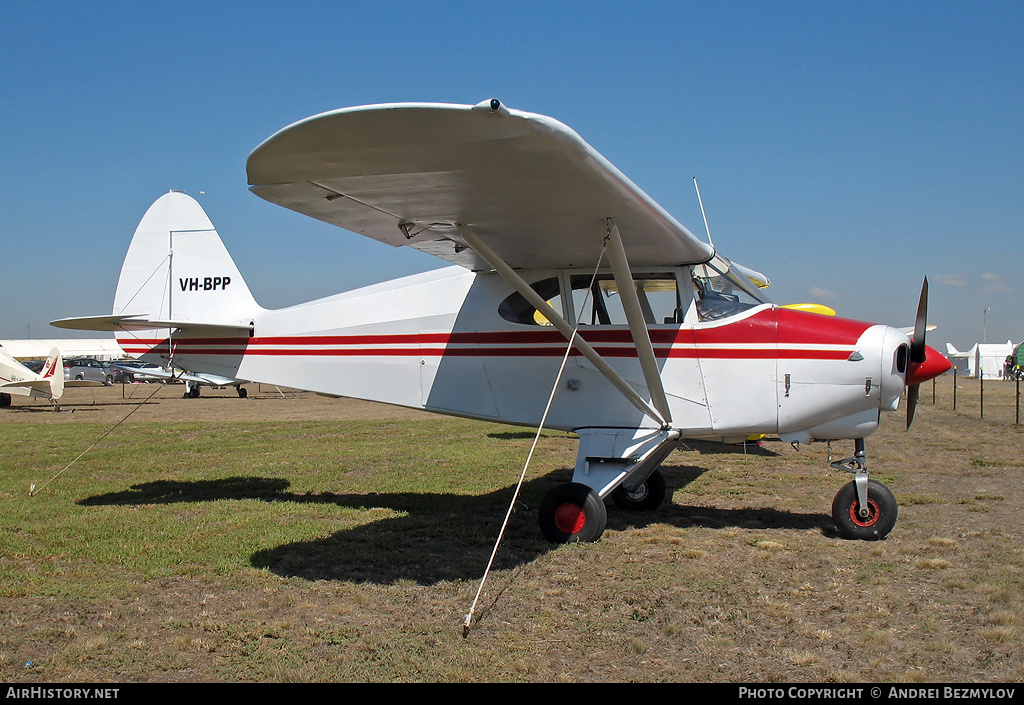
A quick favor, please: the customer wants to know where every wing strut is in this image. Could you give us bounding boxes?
[604,218,672,425]
[456,224,668,427]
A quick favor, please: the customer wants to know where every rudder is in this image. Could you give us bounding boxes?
[113,191,262,327]
[41,348,65,400]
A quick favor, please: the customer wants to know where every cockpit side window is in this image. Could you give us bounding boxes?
[568,272,683,325]
[496,272,685,326]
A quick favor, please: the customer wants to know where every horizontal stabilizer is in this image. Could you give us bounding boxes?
[0,379,53,392]
[51,314,252,336]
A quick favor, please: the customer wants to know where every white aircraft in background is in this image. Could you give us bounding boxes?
[54,100,950,543]
[110,362,249,398]
[1,344,65,410]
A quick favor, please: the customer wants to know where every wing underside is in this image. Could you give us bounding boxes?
[246,101,714,271]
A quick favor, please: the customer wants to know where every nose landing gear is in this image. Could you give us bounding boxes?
[829,438,898,540]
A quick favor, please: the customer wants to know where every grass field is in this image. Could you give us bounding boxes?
[1,376,1021,682]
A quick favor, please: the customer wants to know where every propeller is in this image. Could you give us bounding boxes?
[906,277,928,429]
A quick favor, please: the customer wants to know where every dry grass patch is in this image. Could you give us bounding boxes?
[915,558,952,570]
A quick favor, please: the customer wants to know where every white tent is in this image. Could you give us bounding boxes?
[946,341,1016,379]
[0,339,125,361]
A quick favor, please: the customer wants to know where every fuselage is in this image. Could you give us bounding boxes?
[0,346,63,403]
[119,264,944,442]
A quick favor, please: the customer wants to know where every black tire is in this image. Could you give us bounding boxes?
[539,482,607,544]
[0,393,11,408]
[237,387,247,398]
[611,468,666,511]
[832,479,898,540]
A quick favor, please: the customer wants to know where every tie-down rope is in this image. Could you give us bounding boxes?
[463,237,609,637]
[30,381,167,496]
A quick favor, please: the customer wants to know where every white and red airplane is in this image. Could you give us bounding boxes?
[110,362,249,399]
[53,100,951,543]
[1,344,65,410]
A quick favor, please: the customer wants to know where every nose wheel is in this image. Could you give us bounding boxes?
[832,478,898,540]
[829,439,898,540]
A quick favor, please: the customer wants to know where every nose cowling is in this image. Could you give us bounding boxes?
[906,344,952,386]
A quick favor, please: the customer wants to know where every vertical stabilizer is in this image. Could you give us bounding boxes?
[41,348,65,399]
[113,191,262,326]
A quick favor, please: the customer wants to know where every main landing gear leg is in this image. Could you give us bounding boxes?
[538,428,678,544]
[829,438,898,540]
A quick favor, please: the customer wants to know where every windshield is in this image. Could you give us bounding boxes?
[691,256,771,322]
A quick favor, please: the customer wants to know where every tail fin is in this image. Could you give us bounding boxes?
[40,348,65,400]
[945,343,960,355]
[113,191,262,326]
[0,347,65,402]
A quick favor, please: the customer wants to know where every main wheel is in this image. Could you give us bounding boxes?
[237,386,248,398]
[611,468,666,511]
[539,482,608,544]
[0,393,11,408]
[832,479,898,540]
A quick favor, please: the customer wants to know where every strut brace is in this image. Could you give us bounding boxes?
[457,223,668,427]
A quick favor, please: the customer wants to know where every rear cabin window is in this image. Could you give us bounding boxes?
[497,277,561,326]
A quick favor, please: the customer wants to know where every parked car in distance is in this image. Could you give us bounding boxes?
[64,358,114,385]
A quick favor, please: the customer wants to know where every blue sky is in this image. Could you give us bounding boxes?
[2,1,1021,351]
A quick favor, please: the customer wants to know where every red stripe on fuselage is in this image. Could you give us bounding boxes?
[116,308,873,362]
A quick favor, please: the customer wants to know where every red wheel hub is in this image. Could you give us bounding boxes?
[849,498,880,527]
[554,502,586,535]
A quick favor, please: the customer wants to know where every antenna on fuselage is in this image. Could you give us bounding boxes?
[693,177,715,254]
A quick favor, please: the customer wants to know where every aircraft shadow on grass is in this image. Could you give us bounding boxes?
[79,458,832,586]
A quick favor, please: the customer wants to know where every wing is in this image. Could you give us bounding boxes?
[181,372,242,386]
[0,379,97,393]
[111,364,241,386]
[109,364,175,382]
[246,100,714,270]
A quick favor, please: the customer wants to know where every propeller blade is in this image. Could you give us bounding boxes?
[907,383,920,429]
[907,277,928,428]
[911,278,928,364]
